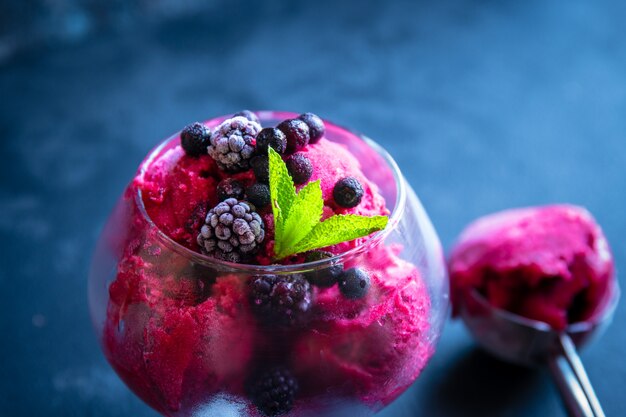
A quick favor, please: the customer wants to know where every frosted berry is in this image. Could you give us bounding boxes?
[256,127,287,155]
[338,268,370,299]
[246,183,270,208]
[207,116,261,172]
[180,122,211,157]
[250,155,269,184]
[233,109,260,124]
[304,251,343,288]
[298,113,325,144]
[249,274,312,326]
[216,178,245,201]
[285,153,312,185]
[333,176,364,208]
[197,198,265,263]
[248,367,298,416]
[277,119,310,154]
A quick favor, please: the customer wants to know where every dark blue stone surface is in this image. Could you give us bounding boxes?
[1,1,625,416]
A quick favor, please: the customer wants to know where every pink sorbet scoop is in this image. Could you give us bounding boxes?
[449,204,615,331]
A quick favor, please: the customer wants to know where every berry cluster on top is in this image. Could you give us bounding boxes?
[181,110,368,265]
[181,111,324,174]
[185,111,325,262]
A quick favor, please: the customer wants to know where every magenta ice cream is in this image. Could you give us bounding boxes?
[449,205,615,330]
[99,111,437,416]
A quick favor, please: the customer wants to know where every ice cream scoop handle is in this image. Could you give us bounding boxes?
[546,334,605,417]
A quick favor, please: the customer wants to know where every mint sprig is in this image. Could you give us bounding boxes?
[268,148,388,260]
[268,147,296,256]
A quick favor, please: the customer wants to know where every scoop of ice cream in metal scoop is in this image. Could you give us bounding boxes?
[449,205,619,417]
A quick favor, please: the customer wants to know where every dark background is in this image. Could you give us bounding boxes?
[1,0,625,416]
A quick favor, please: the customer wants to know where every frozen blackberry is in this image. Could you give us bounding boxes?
[250,155,270,184]
[277,119,310,154]
[298,112,325,144]
[249,274,312,326]
[207,116,261,172]
[338,268,370,299]
[233,109,260,124]
[285,153,313,185]
[180,122,211,157]
[246,183,270,208]
[303,250,343,288]
[333,176,364,208]
[216,178,245,201]
[256,127,287,155]
[197,198,265,263]
[248,367,298,416]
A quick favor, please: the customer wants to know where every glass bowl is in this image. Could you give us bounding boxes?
[89,111,449,416]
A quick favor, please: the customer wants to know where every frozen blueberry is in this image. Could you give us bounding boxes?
[285,153,312,185]
[298,113,325,144]
[333,177,364,208]
[180,122,211,157]
[256,127,287,155]
[217,178,245,201]
[233,110,260,124]
[246,183,271,208]
[250,155,270,184]
[338,268,370,299]
[277,119,310,154]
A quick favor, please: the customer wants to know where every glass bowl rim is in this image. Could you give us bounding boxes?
[134,110,407,274]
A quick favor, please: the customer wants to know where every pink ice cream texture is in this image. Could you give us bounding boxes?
[449,204,615,330]
[102,120,434,415]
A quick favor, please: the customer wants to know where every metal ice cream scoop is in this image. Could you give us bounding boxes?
[459,285,620,417]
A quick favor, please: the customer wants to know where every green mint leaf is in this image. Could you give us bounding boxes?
[267,147,388,260]
[276,180,323,259]
[268,147,296,255]
[290,214,388,256]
